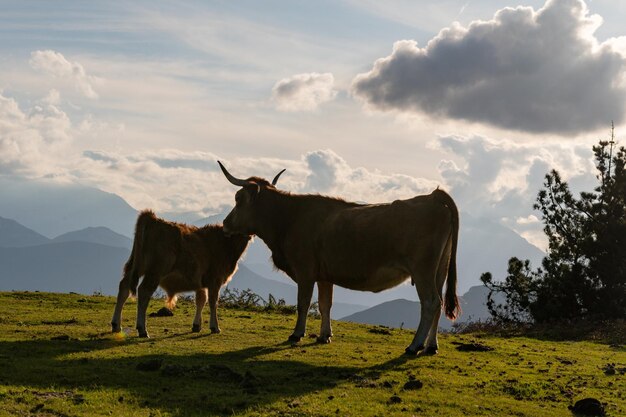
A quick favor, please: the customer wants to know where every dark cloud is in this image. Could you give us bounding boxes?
[352,0,626,134]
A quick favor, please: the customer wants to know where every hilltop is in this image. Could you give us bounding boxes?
[0,292,623,417]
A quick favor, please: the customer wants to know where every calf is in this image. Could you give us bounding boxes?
[111,210,250,337]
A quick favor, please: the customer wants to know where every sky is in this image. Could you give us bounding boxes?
[1,0,626,249]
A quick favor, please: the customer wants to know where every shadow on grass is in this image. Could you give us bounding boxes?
[0,336,417,416]
[453,318,626,345]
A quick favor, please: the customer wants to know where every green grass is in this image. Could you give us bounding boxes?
[0,291,624,416]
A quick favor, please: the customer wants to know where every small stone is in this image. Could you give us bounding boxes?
[388,395,402,404]
[148,307,173,317]
[403,380,423,390]
[455,342,493,352]
[568,398,605,416]
[382,380,397,388]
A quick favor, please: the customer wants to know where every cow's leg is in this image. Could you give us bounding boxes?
[424,241,452,354]
[136,275,159,338]
[406,269,441,355]
[192,288,208,332]
[208,281,222,334]
[316,281,333,344]
[423,298,442,355]
[289,281,315,342]
[111,276,131,333]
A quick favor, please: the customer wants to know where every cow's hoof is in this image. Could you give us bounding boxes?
[210,327,221,334]
[137,330,149,338]
[111,323,121,333]
[423,346,438,355]
[288,334,302,342]
[404,345,424,355]
[191,324,201,333]
[316,336,331,344]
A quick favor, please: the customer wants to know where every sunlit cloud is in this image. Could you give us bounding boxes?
[30,50,100,99]
[0,91,73,177]
[435,132,601,248]
[272,73,338,112]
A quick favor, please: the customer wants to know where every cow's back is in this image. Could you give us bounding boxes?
[313,192,452,290]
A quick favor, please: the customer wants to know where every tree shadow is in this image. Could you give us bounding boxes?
[453,318,626,346]
[0,336,420,416]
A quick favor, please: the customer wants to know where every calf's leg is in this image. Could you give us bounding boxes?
[289,281,315,342]
[111,276,131,332]
[135,274,159,338]
[192,288,208,332]
[316,281,333,344]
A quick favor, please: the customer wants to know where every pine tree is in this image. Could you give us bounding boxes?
[482,125,626,323]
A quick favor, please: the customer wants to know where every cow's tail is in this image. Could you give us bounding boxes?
[125,210,156,296]
[433,189,461,320]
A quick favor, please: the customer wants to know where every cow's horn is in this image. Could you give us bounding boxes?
[218,161,248,187]
[272,169,286,186]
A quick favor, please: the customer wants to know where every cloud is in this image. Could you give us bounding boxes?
[30,50,99,98]
[272,73,337,111]
[75,147,439,216]
[352,0,626,134]
[435,133,600,248]
[301,149,437,201]
[0,91,73,177]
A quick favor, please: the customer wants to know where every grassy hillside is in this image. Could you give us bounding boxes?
[0,292,623,417]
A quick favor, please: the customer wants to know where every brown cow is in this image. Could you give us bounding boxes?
[218,162,460,355]
[111,210,250,337]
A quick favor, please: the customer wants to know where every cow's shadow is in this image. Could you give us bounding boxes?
[0,335,416,416]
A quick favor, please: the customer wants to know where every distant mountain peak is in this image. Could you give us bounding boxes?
[0,178,137,238]
[0,216,50,248]
[52,226,132,249]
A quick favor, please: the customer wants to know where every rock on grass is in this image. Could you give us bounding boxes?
[403,380,423,390]
[568,398,605,416]
[149,307,173,317]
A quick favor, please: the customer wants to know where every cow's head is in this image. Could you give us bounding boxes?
[218,161,285,236]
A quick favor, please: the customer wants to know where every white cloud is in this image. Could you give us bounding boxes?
[435,133,602,249]
[352,0,626,134]
[30,50,99,98]
[302,149,437,201]
[0,91,73,177]
[272,73,338,112]
[74,147,438,216]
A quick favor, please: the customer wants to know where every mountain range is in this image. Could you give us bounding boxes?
[340,285,505,330]
[0,221,363,319]
[0,179,543,326]
[0,178,136,238]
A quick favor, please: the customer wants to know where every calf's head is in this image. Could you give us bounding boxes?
[218,161,285,236]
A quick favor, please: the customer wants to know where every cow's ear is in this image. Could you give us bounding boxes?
[244,183,261,200]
